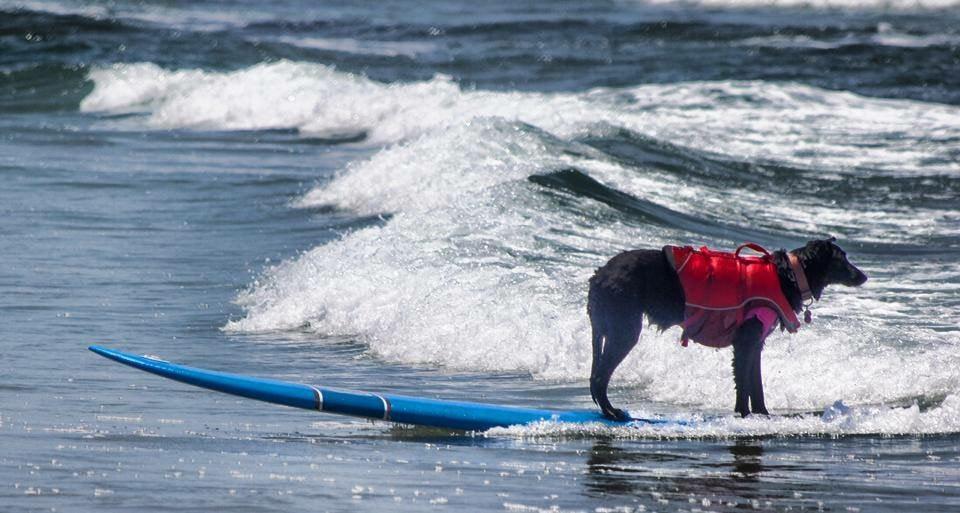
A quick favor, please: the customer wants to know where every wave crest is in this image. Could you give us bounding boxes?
[82,61,960,175]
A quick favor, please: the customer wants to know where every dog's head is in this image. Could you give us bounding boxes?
[794,237,868,299]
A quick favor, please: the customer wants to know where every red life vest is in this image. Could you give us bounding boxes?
[664,243,801,348]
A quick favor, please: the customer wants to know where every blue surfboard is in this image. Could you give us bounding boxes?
[89,346,680,431]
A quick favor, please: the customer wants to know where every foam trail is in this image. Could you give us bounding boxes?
[268,36,439,58]
[490,394,960,437]
[739,30,960,49]
[9,0,275,30]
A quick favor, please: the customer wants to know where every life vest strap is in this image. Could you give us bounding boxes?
[735,242,771,258]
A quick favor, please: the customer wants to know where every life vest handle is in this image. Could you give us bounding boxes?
[735,242,770,258]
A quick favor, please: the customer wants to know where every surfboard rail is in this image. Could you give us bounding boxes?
[89,345,674,431]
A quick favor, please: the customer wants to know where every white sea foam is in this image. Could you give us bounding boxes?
[82,61,960,175]
[82,62,384,136]
[228,120,621,378]
[489,395,960,438]
[268,36,440,58]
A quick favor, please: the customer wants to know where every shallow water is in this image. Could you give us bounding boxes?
[1,0,959,511]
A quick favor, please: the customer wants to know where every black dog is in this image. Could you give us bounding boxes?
[587,238,868,420]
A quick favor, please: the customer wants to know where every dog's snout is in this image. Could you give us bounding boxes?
[850,267,868,286]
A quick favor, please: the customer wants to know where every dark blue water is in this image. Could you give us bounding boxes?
[2,0,959,511]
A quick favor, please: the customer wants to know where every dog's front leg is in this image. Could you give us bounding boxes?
[732,319,764,417]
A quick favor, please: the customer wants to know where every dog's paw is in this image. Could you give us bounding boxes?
[736,409,770,419]
[602,407,629,422]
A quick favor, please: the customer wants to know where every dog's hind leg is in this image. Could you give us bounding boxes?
[748,342,768,415]
[589,303,643,421]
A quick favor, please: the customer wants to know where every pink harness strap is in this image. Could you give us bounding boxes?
[744,306,778,340]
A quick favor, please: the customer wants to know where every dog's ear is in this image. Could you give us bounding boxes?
[804,238,833,251]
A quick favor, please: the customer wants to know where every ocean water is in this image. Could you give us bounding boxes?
[2,0,959,511]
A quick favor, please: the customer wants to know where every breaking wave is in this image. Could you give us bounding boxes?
[81,61,960,175]
[80,61,960,432]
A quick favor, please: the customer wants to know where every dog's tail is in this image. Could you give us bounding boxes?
[589,322,604,407]
[587,287,603,407]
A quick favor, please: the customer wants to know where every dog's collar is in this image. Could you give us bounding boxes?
[788,252,813,302]
[788,251,814,323]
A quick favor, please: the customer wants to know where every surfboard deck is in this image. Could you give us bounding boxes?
[89,345,683,431]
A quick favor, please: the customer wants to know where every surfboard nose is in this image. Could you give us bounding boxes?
[89,345,113,358]
[89,345,126,363]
